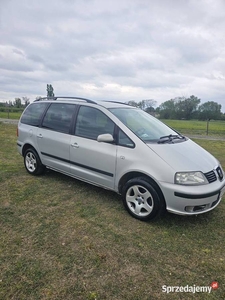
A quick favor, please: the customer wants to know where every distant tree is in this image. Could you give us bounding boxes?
[127,100,138,107]
[198,101,222,120]
[14,98,22,108]
[145,106,155,114]
[47,84,54,97]
[127,99,157,112]
[176,95,201,119]
[158,99,176,119]
[22,96,30,107]
[158,95,200,119]
[138,99,157,111]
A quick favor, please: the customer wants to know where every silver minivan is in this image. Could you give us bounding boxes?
[17,97,225,221]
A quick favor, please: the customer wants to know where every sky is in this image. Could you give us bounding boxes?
[0,0,225,110]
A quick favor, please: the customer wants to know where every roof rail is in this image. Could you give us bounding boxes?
[34,96,97,104]
[106,100,130,106]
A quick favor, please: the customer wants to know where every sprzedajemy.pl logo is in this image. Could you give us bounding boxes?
[162,281,219,294]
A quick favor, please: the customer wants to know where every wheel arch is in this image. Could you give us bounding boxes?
[118,171,166,206]
[23,144,45,175]
[22,143,37,157]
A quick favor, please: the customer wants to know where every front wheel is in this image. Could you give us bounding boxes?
[122,177,165,221]
[24,148,45,175]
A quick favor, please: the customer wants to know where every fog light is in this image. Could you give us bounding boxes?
[185,204,209,212]
[185,206,195,212]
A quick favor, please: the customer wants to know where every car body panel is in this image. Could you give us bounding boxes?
[147,139,219,172]
[37,128,71,173]
[70,135,116,189]
[160,179,225,215]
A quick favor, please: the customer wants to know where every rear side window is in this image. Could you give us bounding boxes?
[42,103,76,134]
[21,103,48,126]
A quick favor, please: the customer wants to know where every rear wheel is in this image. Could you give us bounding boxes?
[24,148,45,175]
[122,177,165,221]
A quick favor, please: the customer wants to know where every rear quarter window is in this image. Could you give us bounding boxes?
[21,103,48,126]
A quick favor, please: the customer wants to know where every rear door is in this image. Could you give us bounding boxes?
[70,106,117,189]
[37,103,76,174]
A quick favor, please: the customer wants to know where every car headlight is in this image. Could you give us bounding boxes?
[175,171,208,185]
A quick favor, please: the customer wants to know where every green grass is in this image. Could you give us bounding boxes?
[162,119,225,137]
[0,111,22,119]
[0,123,225,299]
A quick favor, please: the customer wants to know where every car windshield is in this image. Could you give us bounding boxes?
[110,107,184,143]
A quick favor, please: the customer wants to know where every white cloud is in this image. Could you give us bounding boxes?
[0,0,224,110]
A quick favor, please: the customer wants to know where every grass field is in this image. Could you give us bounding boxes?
[0,123,225,299]
[0,111,22,120]
[162,119,225,137]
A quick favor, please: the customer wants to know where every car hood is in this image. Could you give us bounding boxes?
[147,138,218,172]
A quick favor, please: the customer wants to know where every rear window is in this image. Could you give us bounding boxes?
[21,103,48,126]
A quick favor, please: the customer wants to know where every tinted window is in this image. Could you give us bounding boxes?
[118,129,134,148]
[21,103,48,126]
[42,103,76,134]
[75,106,115,140]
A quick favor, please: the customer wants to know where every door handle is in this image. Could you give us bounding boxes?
[71,143,79,148]
[37,134,43,138]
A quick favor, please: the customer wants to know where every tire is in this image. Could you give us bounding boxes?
[24,148,45,175]
[122,177,165,221]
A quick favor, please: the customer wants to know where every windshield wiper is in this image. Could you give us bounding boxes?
[158,134,185,144]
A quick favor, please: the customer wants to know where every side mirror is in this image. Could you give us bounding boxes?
[97,133,114,143]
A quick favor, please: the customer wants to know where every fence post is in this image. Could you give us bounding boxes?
[206,119,210,135]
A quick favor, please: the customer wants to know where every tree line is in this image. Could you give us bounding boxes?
[1,87,224,121]
[0,84,55,110]
[127,96,225,120]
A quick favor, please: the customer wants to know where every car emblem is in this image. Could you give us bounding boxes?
[216,167,223,180]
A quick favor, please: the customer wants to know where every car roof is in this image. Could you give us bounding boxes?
[34,97,134,109]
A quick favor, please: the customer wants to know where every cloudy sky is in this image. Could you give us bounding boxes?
[0,0,225,110]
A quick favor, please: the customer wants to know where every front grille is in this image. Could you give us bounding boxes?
[204,170,217,183]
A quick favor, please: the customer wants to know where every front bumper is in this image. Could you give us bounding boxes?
[160,180,225,216]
